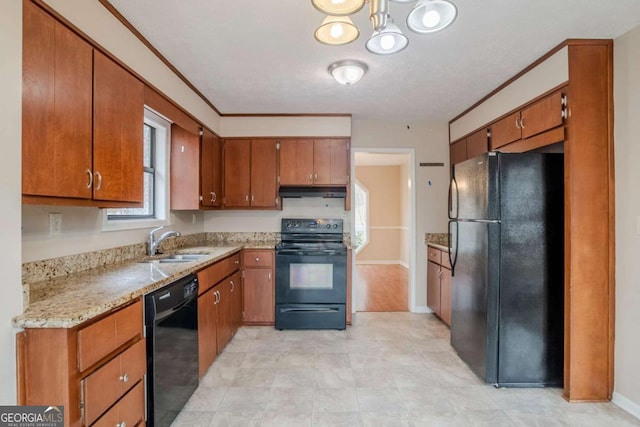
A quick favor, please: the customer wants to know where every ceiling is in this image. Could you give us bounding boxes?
[108,0,640,122]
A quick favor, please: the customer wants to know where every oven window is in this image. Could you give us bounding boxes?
[290,263,333,289]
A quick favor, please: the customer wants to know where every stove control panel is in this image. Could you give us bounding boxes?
[281,218,343,234]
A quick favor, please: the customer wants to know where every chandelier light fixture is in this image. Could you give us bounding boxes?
[328,59,368,85]
[313,0,458,55]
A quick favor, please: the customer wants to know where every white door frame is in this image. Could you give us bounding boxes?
[350,147,417,313]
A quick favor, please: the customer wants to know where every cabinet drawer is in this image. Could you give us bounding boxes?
[227,253,241,272]
[82,339,145,425]
[427,247,441,264]
[243,250,273,268]
[77,300,142,372]
[91,380,145,427]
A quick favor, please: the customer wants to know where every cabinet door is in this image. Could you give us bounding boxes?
[170,124,200,210]
[93,51,144,203]
[22,2,93,199]
[314,139,349,185]
[520,91,564,139]
[198,288,218,377]
[223,139,251,207]
[427,261,441,316]
[466,129,488,160]
[201,129,222,207]
[243,267,274,324]
[250,139,278,207]
[329,139,350,185]
[440,267,452,326]
[279,139,314,185]
[449,139,467,167]
[229,271,243,335]
[490,111,521,150]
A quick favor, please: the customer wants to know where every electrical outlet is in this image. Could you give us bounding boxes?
[49,213,62,235]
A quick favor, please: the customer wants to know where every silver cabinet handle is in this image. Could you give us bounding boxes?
[217,290,221,303]
[95,171,102,190]
[314,173,318,180]
[309,173,313,181]
[255,257,260,262]
[520,117,525,128]
[85,169,93,188]
[251,195,255,202]
[515,118,520,129]
[119,373,129,382]
[268,272,272,281]
[234,259,239,265]
[245,195,249,202]
[116,422,126,427]
[210,192,215,202]
[230,280,235,292]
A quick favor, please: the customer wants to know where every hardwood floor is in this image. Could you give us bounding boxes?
[355,264,408,312]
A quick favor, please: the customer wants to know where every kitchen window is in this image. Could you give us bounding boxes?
[354,180,369,253]
[103,108,170,230]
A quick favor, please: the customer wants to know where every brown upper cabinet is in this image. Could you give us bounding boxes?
[490,91,566,150]
[223,139,279,208]
[22,1,143,206]
[201,129,223,208]
[449,128,488,167]
[170,124,200,210]
[280,138,349,186]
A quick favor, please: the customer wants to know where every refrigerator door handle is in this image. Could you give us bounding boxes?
[448,219,458,276]
[448,176,459,220]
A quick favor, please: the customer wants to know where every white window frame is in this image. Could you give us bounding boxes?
[354,178,370,254]
[102,108,171,231]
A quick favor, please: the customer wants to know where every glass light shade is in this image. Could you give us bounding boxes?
[389,0,418,3]
[328,60,368,85]
[315,16,360,45]
[311,0,366,16]
[407,0,457,34]
[365,20,409,55]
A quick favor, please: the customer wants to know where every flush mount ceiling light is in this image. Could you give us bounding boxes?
[407,0,457,34]
[311,0,457,54]
[312,0,366,16]
[314,15,360,45]
[328,59,368,85]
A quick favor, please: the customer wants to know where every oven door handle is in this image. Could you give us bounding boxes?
[280,307,341,313]
[276,250,346,256]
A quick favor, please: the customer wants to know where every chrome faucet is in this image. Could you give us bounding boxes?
[148,226,181,256]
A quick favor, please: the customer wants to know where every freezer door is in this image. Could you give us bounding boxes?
[450,220,500,383]
[454,152,499,221]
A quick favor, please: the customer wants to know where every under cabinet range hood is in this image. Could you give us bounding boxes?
[279,186,347,198]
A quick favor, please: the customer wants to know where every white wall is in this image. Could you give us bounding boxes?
[351,120,450,311]
[0,0,23,404]
[613,24,640,417]
[22,207,204,262]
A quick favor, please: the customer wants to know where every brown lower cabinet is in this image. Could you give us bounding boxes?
[197,253,241,378]
[242,250,275,325]
[427,246,452,326]
[17,300,145,427]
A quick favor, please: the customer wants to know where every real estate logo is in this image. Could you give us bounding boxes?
[0,406,63,427]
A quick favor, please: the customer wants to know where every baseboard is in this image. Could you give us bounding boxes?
[411,305,432,314]
[612,392,640,420]
[355,260,408,267]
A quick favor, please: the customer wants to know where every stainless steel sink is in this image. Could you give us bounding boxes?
[141,253,210,264]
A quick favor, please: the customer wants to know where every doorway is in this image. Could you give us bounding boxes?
[350,149,415,312]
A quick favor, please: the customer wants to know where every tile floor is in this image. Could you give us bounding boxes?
[173,312,639,426]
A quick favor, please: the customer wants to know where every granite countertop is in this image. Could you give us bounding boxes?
[14,244,276,329]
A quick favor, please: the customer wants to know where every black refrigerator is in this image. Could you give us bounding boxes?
[448,151,564,387]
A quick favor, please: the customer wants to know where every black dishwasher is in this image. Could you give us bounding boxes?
[144,273,199,427]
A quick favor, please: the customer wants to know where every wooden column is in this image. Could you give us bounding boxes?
[564,40,615,402]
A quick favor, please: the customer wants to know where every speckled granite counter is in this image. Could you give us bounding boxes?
[15,234,280,329]
[425,233,450,252]
[14,246,243,329]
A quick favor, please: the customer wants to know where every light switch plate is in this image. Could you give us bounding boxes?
[49,213,62,235]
